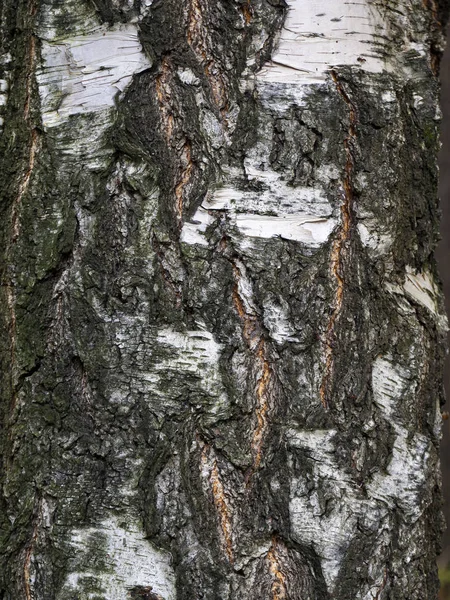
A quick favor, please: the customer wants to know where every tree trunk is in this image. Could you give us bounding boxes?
[0,0,449,598]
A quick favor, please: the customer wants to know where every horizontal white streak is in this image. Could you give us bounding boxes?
[157,329,222,366]
[257,0,426,86]
[234,214,336,244]
[181,204,337,247]
[180,156,336,247]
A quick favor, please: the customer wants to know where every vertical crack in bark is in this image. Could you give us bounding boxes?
[422,0,444,74]
[374,568,389,600]
[422,0,440,22]
[155,58,193,223]
[23,31,36,120]
[174,140,193,222]
[3,8,41,578]
[251,341,271,474]
[5,0,40,405]
[266,537,287,600]
[231,261,273,481]
[200,444,234,563]
[12,128,39,242]
[187,0,229,124]
[242,0,252,24]
[319,70,357,410]
[155,58,174,144]
[151,236,183,307]
[23,496,42,600]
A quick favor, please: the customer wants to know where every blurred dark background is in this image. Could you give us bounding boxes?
[436,22,450,597]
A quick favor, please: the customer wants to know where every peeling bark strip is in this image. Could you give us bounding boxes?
[0,0,448,599]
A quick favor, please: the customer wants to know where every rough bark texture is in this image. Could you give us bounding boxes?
[0,1,449,599]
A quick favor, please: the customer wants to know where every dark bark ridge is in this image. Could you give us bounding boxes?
[0,0,448,599]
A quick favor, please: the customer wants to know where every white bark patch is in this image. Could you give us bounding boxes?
[206,181,332,217]
[387,268,448,330]
[0,79,7,106]
[357,222,393,255]
[139,0,155,18]
[367,357,432,519]
[288,429,378,590]
[403,268,442,316]
[180,207,215,246]
[262,300,299,343]
[233,258,259,317]
[59,516,176,600]
[177,67,200,86]
[288,357,434,592]
[181,106,340,247]
[0,53,12,130]
[258,0,404,85]
[154,329,231,419]
[38,24,151,128]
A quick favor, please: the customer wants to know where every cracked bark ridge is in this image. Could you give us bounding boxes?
[0,0,448,599]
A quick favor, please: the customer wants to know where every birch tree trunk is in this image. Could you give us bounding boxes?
[0,0,449,598]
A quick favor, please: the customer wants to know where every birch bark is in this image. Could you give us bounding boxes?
[0,0,448,599]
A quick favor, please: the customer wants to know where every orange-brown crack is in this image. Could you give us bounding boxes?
[24,34,36,120]
[187,0,229,122]
[374,568,388,600]
[151,237,183,308]
[155,59,193,223]
[201,446,234,563]
[422,0,439,20]
[231,262,273,480]
[155,58,175,144]
[267,537,287,600]
[250,340,271,474]
[422,0,443,74]
[7,8,40,405]
[242,0,252,24]
[12,128,39,242]
[232,265,258,347]
[174,141,193,222]
[319,71,357,409]
[23,498,41,600]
